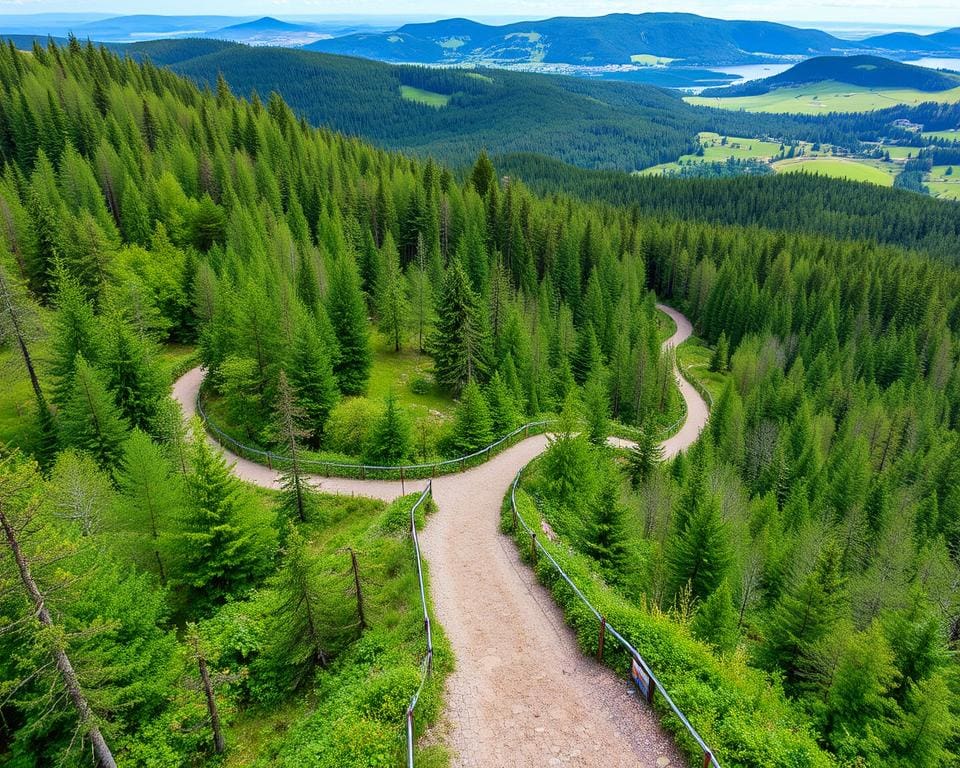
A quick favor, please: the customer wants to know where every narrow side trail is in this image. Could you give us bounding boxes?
[171,303,708,767]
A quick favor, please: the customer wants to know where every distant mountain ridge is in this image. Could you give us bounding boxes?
[702,55,960,98]
[864,27,960,54]
[304,13,861,67]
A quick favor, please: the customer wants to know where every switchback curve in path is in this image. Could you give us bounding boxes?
[170,303,708,767]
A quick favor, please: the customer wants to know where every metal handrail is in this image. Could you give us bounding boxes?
[406,482,433,768]
[509,469,721,768]
[196,385,554,480]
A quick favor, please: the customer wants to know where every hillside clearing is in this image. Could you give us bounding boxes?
[686,80,960,113]
[399,85,451,107]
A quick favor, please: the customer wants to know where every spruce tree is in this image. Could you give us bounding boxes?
[583,368,610,445]
[364,391,413,465]
[375,232,408,352]
[710,331,729,373]
[447,380,494,455]
[49,275,101,408]
[59,354,128,471]
[179,420,259,608]
[267,528,333,690]
[326,255,371,395]
[486,371,521,435]
[692,581,739,654]
[759,543,846,686]
[114,429,180,584]
[583,473,629,583]
[625,426,663,488]
[666,493,733,604]
[287,319,339,446]
[273,371,318,525]
[469,150,496,198]
[430,259,491,393]
[101,313,165,431]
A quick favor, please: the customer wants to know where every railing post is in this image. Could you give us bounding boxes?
[400,466,405,495]
[647,674,656,705]
[360,465,365,480]
[406,707,415,768]
[530,532,537,563]
[461,457,465,471]
[703,750,713,768]
[597,616,606,662]
[266,453,272,470]
[512,499,518,532]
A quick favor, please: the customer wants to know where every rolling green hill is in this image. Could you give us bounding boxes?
[703,55,960,98]
[123,39,930,172]
[303,12,859,67]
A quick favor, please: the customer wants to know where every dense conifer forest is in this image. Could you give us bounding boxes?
[0,35,959,768]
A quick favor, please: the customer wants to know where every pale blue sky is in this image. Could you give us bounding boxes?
[0,0,956,29]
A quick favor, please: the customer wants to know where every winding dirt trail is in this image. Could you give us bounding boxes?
[171,303,708,767]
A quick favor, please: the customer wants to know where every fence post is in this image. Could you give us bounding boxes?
[461,457,465,471]
[266,453,272,470]
[512,499,518,532]
[400,466,405,495]
[703,750,713,768]
[406,707,415,768]
[530,532,537,563]
[360,465,365,480]
[597,617,606,662]
[647,674,656,705]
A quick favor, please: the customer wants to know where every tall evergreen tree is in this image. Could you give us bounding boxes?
[375,232,408,352]
[326,255,371,395]
[273,371,318,525]
[58,354,128,471]
[447,380,493,455]
[179,420,259,608]
[666,493,732,603]
[430,259,491,392]
[364,391,413,465]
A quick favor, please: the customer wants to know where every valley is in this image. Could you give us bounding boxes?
[1,13,960,768]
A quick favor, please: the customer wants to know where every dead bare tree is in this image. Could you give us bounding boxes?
[0,455,117,768]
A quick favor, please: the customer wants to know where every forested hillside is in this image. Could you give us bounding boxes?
[703,55,960,98]
[1,34,960,768]
[117,38,929,171]
[496,153,960,264]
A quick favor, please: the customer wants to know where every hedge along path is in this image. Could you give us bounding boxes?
[170,303,708,767]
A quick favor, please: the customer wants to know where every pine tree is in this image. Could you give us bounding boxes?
[760,543,846,686]
[486,371,521,435]
[541,391,596,512]
[59,354,128,471]
[114,429,180,584]
[273,371,317,524]
[179,420,259,607]
[583,368,610,445]
[49,275,101,408]
[583,473,629,583]
[267,528,333,690]
[287,320,339,446]
[469,150,496,198]
[447,380,494,455]
[710,331,729,373]
[666,493,732,603]
[692,581,739,654]
[364,391,413,465]
[625,426,663,488]
[430,259,491,393]
[327,255,371,395]
[101,313,165,431]
[375,232,408,352]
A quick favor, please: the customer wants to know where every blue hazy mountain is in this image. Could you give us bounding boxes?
[304,13,864,66]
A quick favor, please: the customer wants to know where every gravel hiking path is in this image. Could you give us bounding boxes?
[171,303,707,767]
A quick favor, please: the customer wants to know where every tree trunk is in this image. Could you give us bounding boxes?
[196,650,225,754]
[0,505,117,768]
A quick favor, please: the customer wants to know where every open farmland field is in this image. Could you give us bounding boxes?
[687,80,960,113]
[773,156,897,186]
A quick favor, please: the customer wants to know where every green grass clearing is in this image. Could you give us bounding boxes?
[686,81,960,114]
[399,85,451,108]
[676,335,727,405]
[928,166,960,200]
[773,156,896,186]
[922,129,960,142]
